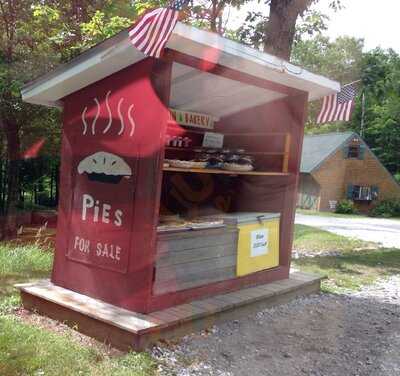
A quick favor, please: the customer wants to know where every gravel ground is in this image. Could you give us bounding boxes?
[153,276,400,376]
[295,214,400,248]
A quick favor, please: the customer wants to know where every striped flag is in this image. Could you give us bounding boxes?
[316,82,357,124]
[128,0,190,59]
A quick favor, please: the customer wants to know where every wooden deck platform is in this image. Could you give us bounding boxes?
[16,272,322,351]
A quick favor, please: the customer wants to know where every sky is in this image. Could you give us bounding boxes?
[226,0,400,53]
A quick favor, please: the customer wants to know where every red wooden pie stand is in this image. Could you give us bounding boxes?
[18,23,338,349]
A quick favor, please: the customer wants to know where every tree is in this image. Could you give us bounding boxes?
[0,0,59,238]
[350,49,400,175]
[237,0,342,60]
[238,8,328,51]
[292,35,364,83]
[264,0,314,59]
[291,35,364,132]
[0,0,139,238]
[191,0,249,34]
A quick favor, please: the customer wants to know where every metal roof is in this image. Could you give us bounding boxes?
[300,132,355,173]
[21,22,340,118]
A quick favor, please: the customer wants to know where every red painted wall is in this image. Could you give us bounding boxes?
[51,52,308,314]
[52,58,167,313]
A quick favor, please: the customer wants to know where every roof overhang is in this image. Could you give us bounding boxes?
[22,22,340,118]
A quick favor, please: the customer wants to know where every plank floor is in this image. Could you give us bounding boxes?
[16,271,322,336]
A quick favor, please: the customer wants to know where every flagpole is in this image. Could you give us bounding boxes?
[343,79,362,88]
[360,91,366,137]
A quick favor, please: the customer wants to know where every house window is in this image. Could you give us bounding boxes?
[347,185,379,201]
[347,145,360,159]
[344,142,366,160]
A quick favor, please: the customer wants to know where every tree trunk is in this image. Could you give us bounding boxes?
[55,166,59,205]
[264,0,312,60]
[209,0,224,34]
[50,165,54,203]
[0,160,4,214]
[1,118,20,239]
[210,0,218,32]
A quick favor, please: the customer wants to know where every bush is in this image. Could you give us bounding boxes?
[370,199,400,218]
[335,199,358,214]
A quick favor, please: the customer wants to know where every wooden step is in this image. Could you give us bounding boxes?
[16,271,322,351]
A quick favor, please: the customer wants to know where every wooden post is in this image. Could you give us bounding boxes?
[282,133,291,173]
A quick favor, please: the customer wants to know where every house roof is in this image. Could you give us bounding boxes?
[21,22,340,118]
[301,132,355,173]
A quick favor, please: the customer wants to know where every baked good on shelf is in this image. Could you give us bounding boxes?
[188,219,224,230]
[206,155,224,169]
[222,163,254,172]
[169,160,207,169]
[223,154,255,172]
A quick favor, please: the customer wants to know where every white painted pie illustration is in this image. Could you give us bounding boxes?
[78,151,132,184]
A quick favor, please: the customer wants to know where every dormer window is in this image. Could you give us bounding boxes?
[347,145,360,158]
[344,139,365,160]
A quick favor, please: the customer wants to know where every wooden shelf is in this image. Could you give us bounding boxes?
[165,147,286,156]
[167,123,288,137]
[163,166,291,176]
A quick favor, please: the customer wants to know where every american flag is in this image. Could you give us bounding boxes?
[128,0,190,58]
[316,82,357,124]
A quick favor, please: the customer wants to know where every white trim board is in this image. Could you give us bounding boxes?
[22,23,340,112]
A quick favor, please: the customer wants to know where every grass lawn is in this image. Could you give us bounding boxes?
[0,244,156,376]
[294,248,400,294]
[293,224,400,294]
[294,224,376,253]
[0,315,155,376]
[0,244,53,314]
[296,209,367,219]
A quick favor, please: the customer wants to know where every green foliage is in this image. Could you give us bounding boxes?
[292,35,364,129]
[335,200,358,215]
[292,35,364,83]
[370,199,400,218]
[350,49,400,175]
[79,11,133,49]
[189,0,251,35]
[0,1,141,223]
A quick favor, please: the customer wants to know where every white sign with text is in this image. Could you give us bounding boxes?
[202,132,224,149]
[250,229,269,257]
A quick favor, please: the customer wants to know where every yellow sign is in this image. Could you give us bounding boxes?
[236,219,280,277]
[169,108,215,130]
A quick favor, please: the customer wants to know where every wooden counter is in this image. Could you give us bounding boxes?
[154,227,238,295]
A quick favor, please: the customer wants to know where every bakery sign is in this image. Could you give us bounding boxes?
[169,108,215,130]
[66,150,136,274]
[64,89,141,274]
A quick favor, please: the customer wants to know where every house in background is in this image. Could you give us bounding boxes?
[298,132,400,212]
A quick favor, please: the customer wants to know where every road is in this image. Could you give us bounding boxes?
[295,213,400,248]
